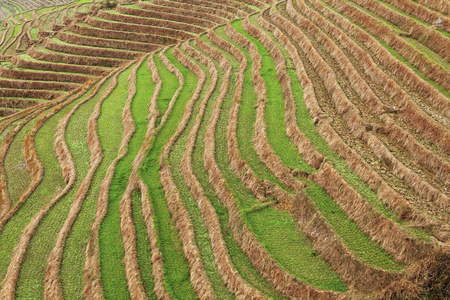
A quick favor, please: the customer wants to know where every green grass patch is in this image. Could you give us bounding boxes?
[214,25,287,194]
[132,190,156,299]
[99,60,153,299]
[154,52,178,125]
[234,18,315,174]
[214,25,347,292]
[139,47,197,299]
[15,76,113,298]
[0,85,94,298]
[267,6,430,245]
[168,43,235,299]
[4,121,33,205]
[193,34,288,299]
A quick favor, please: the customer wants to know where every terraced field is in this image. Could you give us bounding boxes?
[0,0,449,299]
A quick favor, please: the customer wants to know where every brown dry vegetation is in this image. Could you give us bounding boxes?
[269,6,450,221]
[0,83,92,299]
[85,16,193,40]
[321,0,450,92]
[0,67,90,83]
[28,46,126,67]
[12,54,108,76]
[116,5,215,28]
[96,10,205,34]
[43,38,141,60]
[57,30,158,52]
[137,1,227,24]
[68,23,179,45]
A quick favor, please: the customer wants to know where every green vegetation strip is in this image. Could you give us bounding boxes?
[99,61,153,299]
[215,25,347,292]
[235,20,315,173]
[15,76,114,298]
[216,25,287,192]
[240,17,404,270]
[139,48,197,299]
[4,121,33,205]
[60,74,134,299]
[154,53,177,125]
[195,34,287,299]
[169,43,234,299]
[0,85,95,298]
[132,190,156,299]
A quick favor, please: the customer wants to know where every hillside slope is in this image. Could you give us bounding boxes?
[0,0,448,299]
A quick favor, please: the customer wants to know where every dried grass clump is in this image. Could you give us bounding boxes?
[408,251,450,298]
[28,46,125,68]
[85,16,192,40]
[381,0,449,32]
[56,30,157,53]
[0,98,40,109]
[96,10,205,34]
[376,278,423,300]
[377,251,450,299]
[348,0,450,59]
[151,0,241,19]
[44,38,140,60]
[116,5,215,28]
[176,0,253,15]
[0,88,63,100]
[0,66,89,83]
[0,78,79,92]
[137,1,227,24]
[68,23,179,45]
[415,0,450,15]
[12,54,106,76]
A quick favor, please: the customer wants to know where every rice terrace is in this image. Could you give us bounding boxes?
[0,0,449,298]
